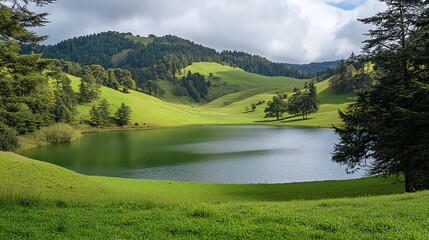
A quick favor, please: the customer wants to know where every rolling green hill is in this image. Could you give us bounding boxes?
[1,151,428,239]
[1,64,426,240]
[72,62,350,128]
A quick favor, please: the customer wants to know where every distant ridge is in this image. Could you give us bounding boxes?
[22,31,340,85]
[291,60,342,73]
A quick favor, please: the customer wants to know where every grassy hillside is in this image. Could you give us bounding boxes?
[0,152,404,203]
[1,151,428,239]
[71,62,350,128]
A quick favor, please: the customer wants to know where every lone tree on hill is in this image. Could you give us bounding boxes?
[333,0,429,192]
[264,94,288,120]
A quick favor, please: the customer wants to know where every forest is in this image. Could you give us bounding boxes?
[22,32,334,86]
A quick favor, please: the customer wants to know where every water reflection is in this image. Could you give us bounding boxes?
[20,126,365,183]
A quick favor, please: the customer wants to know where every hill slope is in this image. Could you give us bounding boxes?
[70,62,350,127]
[2,151,428,239]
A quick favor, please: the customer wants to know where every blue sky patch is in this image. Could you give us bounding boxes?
[329,0,365,10]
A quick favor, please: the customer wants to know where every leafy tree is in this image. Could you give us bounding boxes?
[264,94,287,120]
[0,123,19,151]
[87,65,108,85]
[287,82,319,119]
[106,69,120,89]
[111,68,136,92]
[49,59,84,77]
[142,80,164,96]
[115,103,132,126]
[251,103,257,111]
[79,68,101,102]
[333,0,429,192]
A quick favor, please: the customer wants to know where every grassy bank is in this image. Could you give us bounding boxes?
[1,152,428,239]
[0,152,404,203]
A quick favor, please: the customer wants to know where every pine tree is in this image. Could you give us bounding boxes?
[333,0,429,192]
[98,99,111,126]
[49,69,77,123]
[89,104,101,126]
[0,0,57,134]
[88,99,111,126]
[115,103,132,126]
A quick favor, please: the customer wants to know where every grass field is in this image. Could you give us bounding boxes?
[1,151,428,239]
[3,63,426,239]
[71,62,350,128]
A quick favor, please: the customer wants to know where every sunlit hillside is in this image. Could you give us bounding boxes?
[70,62,352,127]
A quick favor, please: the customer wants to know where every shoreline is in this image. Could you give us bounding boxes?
[17,121,331,151]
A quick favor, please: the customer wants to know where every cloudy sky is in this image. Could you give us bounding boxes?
[30,0,386,64]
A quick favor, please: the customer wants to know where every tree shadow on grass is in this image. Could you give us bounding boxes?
[254,116,314,124]
[254,116,296,123]
[279,117,314,123]
[218,176,404,202]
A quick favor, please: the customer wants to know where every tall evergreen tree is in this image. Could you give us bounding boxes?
[333,0,429,192]
[89,99,111,126]
[115,103,132,126]
[98,99,111,126]
[49,68,77,123]
[0,0,57,134]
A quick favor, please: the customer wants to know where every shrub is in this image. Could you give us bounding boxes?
[38,123,81,144]
[0,123,19,151]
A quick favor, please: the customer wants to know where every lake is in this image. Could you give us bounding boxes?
[20,126,365,183]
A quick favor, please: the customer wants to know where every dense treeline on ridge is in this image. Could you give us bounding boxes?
[22,31,328,86]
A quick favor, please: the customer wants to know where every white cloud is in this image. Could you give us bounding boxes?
[30,0,386,63]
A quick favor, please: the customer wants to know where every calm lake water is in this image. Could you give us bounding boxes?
[20,126,365,183]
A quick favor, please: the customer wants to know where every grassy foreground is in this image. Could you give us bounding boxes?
[1,151,428,239]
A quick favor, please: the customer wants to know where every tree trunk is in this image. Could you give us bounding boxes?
[404,168,429,192]
[404,172,416,193]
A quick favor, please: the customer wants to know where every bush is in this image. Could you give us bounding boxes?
[172,85,188,96]
[0,123,19,151]
[38,123,81,144]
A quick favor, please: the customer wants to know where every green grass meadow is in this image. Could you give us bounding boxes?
[1,152,428,239]
[1,63,428,239]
